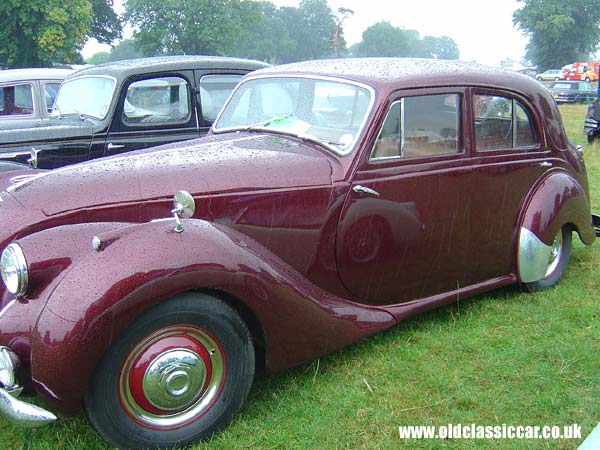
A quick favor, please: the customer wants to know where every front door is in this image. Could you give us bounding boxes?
[336,90,472,305]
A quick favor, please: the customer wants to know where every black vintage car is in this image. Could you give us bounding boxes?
[0,56,269,171]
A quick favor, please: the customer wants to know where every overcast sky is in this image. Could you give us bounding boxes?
[83,0,529,66]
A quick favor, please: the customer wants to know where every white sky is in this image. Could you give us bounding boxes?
[83,0,528,66]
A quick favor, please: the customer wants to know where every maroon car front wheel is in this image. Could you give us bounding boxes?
[84,293,255,449]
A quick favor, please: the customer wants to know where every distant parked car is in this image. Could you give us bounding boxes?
[0,56,268,171]
[0,68,73,127]
[547,80,596,103]
[535,69,563,81]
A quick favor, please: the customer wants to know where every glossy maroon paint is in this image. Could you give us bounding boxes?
[0,58,596,417]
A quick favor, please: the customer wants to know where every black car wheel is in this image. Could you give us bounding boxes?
[84,293,255,449]
[522,227,571,292]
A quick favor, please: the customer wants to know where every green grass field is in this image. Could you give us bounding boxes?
[1,104,599,449]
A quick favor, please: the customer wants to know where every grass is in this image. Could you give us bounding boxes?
[2,105,600,449]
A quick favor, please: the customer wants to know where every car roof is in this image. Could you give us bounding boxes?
[251,57,547,95]
[0,68,74,83]
[66,55,270,81]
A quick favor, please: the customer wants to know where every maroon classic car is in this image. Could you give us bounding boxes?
[0,58,598,449]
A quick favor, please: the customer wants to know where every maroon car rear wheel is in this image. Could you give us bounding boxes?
[84,293,254,449]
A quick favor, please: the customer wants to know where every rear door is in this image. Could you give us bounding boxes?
[467,88,551,283]
[336,88,472,305]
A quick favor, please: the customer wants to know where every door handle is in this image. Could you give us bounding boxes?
[539,161,553,168]
[352,185,380,197]
[106,143,125,151]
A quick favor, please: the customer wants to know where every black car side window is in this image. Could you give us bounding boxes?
[474,95,538,151]
[370,93,461,160]
[198,75,242,123]
[123,76,191,126]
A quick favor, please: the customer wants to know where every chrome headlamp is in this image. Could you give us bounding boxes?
[0,243,28,297]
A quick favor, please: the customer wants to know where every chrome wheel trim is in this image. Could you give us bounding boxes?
[544,231,563,278]
[119,325,225,429]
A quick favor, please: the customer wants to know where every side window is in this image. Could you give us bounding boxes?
[199,74,242,123]
[0,84,34,116]
[371,93,461,160]
[474,94,538,151]
[123,76,191,126]
[44,82,61,113]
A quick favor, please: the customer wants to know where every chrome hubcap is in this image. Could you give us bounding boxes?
[119,325,225,429]
[545,232,562,277]
[142,349,207,411]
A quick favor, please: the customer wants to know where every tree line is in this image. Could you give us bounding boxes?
[2,0,598,69]
[0,0,458,68]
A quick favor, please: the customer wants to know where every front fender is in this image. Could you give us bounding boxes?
[517,170,595,282]
[26,219,396,414]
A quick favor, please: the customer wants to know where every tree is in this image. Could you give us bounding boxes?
[232,1,295,64]
[0,0,93,67]
[91,0,122,44]
[0,0,122,67]
[354,21,412,57]
[124,0,247,56]
[332,7,354,58]
[513,0,600,70]
[418,36,459,60]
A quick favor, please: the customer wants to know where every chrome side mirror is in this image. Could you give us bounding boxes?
[172,190,195,233]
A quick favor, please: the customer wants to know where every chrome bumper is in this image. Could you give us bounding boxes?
[0,346,56,427]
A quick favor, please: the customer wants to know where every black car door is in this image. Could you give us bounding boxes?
[104,70,200,157]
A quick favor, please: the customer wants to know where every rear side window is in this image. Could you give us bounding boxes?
[123,76,191,126]
[371,93,461,160]
[474,95,537,151]
[0,83,34,116]
[199,74,242,123]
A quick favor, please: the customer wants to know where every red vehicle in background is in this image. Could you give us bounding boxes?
[563,62,600,81]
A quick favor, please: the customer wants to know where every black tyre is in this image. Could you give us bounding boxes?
[84,293,255,449]
[523,227,572,292]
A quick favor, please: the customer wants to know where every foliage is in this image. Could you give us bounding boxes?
[0,0,121,68]
[0,0,93,67]
[90,0,122,44]
[124,0,248,56]
[231,1,295,64]
[352,21,459,59]
[123,0,338,63]
[513,0,600,70]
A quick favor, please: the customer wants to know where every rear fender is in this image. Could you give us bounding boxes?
[517,171,595,282]
[27,219,395,414]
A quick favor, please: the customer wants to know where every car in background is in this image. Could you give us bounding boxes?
[562,62,600,82]
[547,80,596,103]
[0,58,597,449]
[535,69,563,81]
[0,68,73,127]
[0,56,268,171]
